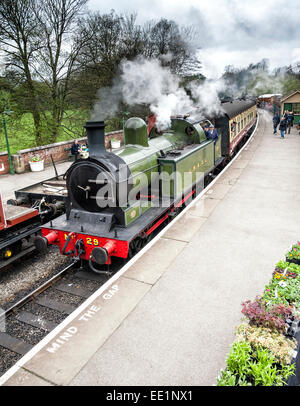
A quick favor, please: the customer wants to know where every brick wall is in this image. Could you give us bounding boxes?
[0,152,10,175]
[0,130,123,175]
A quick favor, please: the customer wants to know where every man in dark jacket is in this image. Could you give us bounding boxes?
[279,117,287,139]
[204,124,210,139]
[71,139,81,161]
[206,124,219,144]
[287,111,294,134]
[272,114,280,134]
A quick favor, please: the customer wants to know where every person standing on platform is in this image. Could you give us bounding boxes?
[287,111,294,134]
[283,110,289,134]
[272,113,280,134]
[71,139,81,161]
[279,117,287,139]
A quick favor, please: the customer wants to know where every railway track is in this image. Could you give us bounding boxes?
[0,117,259,378]
[0,258,124,376]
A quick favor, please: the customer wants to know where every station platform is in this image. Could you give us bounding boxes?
[0,161,71,201]
[1,109,300,386]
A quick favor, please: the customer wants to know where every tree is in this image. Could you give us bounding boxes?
[0,0,43,144]
[0,0,89,145]
[76,10,144,90]
[73,12,202,121]
[142,18,201,75]
[32,0,89,143]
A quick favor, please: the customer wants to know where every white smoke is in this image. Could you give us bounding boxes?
[91,56,225,128]
[188,78,226,118]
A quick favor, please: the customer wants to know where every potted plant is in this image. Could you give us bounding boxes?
[110,137,121,149]
[29,155,44,172]
[286,243,300,265]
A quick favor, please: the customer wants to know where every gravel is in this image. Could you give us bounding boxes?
[5,318,46,346]
[38,288,84,307]
[0,348,21,376]
[0,242,123,379]
[0,246,71,308]
[22,302,68,324]
[62,275,101,292]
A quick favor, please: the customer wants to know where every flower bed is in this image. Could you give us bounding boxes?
[286,242,300,265]
[217,243,300,386]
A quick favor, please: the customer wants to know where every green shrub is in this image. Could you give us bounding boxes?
[217,339,295,386]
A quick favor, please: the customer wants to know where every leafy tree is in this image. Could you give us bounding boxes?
[32,0,89,143]
[0,0,43,144]
[142,18,201,76]
[0,0,89,145]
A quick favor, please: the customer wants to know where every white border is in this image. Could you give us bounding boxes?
[0,112,260,385]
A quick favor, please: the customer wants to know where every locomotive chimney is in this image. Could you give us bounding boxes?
[84,121,106,158]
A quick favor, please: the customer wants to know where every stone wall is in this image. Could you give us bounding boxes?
[0,130,123,175]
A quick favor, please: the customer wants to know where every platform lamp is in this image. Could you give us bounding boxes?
[1,105,14,175]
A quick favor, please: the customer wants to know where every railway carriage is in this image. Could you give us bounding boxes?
[0,194,40,266]
[0,177,66,270]
[214,100,257,157]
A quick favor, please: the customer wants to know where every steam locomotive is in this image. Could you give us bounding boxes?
[35,100,257,274]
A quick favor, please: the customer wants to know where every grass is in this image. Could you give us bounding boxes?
[0,109,121,154]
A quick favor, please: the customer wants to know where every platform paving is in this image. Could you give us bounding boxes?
[0,160,71,201]
[2,110,300,386]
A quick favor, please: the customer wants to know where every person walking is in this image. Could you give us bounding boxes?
[272,113,280,134]
[279,117,287,139]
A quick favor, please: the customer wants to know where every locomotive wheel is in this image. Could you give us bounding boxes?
[129,235,149,257]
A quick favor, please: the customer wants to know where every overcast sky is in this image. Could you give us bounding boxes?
[88,0,300,78]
